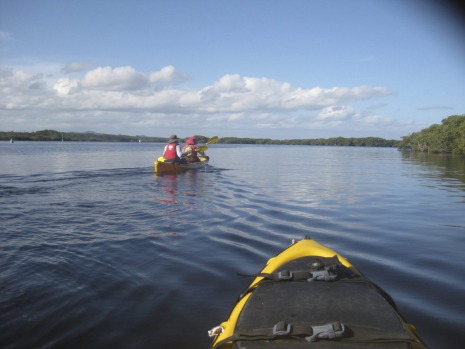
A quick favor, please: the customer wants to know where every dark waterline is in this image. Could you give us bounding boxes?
[1,142,464,349]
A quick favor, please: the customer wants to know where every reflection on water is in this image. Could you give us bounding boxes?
[402,150,465,185]
[1,143,464,349]
[158,174,179,204]
[401,152,465,210]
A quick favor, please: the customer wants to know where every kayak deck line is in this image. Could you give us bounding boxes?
[208,237,428,349]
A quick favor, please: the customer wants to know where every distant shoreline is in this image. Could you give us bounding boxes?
[0,130,401,147]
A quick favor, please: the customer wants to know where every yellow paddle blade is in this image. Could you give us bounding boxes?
[196,145,208,152]
[206,136,219,145]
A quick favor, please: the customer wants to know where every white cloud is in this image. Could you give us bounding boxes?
[81,66,148,91]
[149,65,190,86]
[198,76,389,113]
[53,78,79,96]
[1,63,407,137]
[211,74,246,92]
[0,64,391,112]
[315,106,397,127]
[316,106,355,120]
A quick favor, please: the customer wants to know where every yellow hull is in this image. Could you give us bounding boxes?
[209,237,427,349]
[154,156,208,174]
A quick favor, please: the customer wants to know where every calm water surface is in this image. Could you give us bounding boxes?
[1,142,464,349]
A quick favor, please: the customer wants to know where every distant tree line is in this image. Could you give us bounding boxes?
[398,115,465,155]
[2,130,400,147]
[219,136,400,147]
[0,130,168,143]
[5,115,465,153]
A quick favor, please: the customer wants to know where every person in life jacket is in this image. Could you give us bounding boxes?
[163,135,186,164]
[182,136,204,162]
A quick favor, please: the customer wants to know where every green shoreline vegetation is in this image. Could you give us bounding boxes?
[1,114,464,155]
[398,114,465,155]
[0,130,400,147]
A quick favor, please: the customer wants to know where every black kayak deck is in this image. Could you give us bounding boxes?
[233,256,420,349]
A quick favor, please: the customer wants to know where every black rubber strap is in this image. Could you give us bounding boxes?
[211,321,345,349]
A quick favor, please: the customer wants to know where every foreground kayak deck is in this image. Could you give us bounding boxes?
[154,155,208,174]
[208,237,428,349]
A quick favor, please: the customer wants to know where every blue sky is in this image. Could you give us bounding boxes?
[1,0,464,139]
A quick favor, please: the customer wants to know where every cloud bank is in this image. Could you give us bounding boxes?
[0,63,407,138]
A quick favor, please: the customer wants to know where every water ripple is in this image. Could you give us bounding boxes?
[1,144,464,349]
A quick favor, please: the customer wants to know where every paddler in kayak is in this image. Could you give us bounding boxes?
[163,135,187,164]
[182,136,205,163]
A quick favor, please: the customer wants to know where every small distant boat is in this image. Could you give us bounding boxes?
[9,138,14,143]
